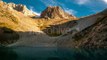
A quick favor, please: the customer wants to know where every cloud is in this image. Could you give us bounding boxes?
[103,0,107,3]
[40,0,58,6]
[76,0,90,5]
[29,6,40,16]
[34,12,41,16]
[64,8,77,16]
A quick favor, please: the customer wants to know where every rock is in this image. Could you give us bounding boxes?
[0,1,6,6]
[43,20,77,36]
[0,1,35,16]
[41,6,76,19]
[72,14,107,48]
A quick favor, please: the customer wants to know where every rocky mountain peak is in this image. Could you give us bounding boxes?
[0,1,35,16]
[41,6,76,19]
[7,3,36,16]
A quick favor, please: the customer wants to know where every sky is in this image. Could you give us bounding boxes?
[2,0,107,17]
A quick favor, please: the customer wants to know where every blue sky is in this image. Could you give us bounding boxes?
[2,0,107,17]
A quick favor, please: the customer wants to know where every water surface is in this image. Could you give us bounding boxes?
[0,47,107,60]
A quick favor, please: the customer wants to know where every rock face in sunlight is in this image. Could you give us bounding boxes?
[0,1,35,16]
[41,6,76,19]
[0,1,40,32]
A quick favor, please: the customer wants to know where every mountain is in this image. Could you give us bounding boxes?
[0,1,36,16]
[0,1,40,31]
[0,1,107,48]
[40,6,76,19]
[57,9,107,48]
[40,6,77,36]
[43,20,77,36]
[71,9,107,48]
[0,1,41,45]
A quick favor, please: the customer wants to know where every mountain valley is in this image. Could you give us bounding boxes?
[0,1,107,48]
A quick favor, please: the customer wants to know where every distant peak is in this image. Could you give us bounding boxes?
[0,1,36,16]
[41,6,76,19]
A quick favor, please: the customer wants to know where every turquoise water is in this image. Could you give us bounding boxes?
[0,47,107,60]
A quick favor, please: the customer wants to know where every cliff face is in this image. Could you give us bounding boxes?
[41,6,76,19]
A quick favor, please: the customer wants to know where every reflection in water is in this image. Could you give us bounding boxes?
[0,47,107,60]
[0,47,17,60]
